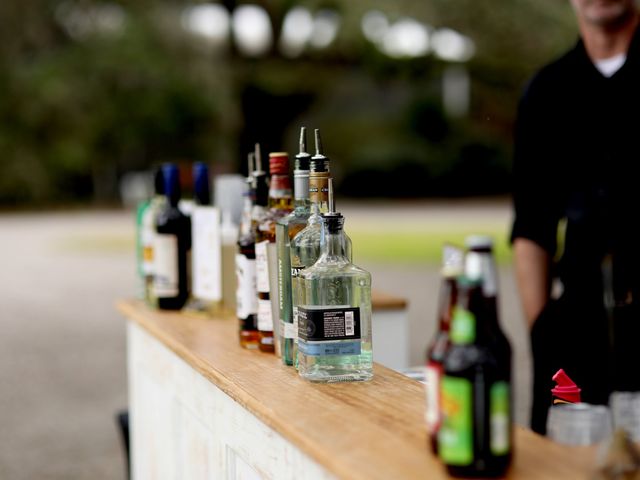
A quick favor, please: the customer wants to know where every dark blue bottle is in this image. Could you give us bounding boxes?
[154,163,191,310]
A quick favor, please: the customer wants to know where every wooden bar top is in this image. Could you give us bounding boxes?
[118,299,595,480]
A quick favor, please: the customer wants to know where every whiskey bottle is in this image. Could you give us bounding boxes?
[290,129,351,366]
[425,244,464,453]
[256,152,293,353]
[276,127,311,365]
[237,149,268,348]
[297,180,373,382]
[154,163,191,310]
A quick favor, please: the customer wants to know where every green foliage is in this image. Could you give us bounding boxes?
[0,0,577,204]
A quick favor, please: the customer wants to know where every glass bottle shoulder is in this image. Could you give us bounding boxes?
[302,260,371,283]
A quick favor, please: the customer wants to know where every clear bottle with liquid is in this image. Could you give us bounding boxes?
[297,181,373,382]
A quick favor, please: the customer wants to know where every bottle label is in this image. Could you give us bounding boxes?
[235,254,257,319]
[281,319,296,339]
[440,376,473,466]
[291,266,305,278]
[192,206,222,302]
[490,381,511,456]
[450,307,476,344]
[293,306,299,341]
[153,234,179,297]
[255,240,270,294]
[258,298,273,332]
[425,363,442,434]
[297,307,361,356]
[309,175,329,204]
[141,206,155,275]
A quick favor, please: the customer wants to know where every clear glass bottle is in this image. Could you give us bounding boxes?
[256,152,293,353]
[276,127,311,365]
[297,181,373,383]
[138,167,165,306]
[290,129,351,366]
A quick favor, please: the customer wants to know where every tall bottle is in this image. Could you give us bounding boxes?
[439,236,512,477]
[137,167,165,306]
[237,149,269,348]
[190,162,223,314]
[297,180,373,382]
[256,152,293,353]
[154,163,191,310]
[276,127,311,365]
[290,130,351,365]
[425,244,464,453]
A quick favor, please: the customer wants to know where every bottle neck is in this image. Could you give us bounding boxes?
[318,221,349,262]
[437,276,457,332]
[466,250,498,299]
[293,169,310,210]
[268,173,293,209]
[309,172,329,213]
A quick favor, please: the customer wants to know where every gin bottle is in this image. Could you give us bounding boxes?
[297,181,373,382]
[276,127,311,365]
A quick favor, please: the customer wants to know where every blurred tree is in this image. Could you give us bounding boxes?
[0,0,576,204]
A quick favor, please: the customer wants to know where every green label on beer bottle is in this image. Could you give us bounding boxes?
[439,376,473,466]
[490,381,510,456]
[450,307,475,344]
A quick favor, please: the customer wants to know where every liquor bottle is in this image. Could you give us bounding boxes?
[290,129,351,366]
[276,127,311,365]
[154,163,191,310]
[256,152,293,353]
[425,244,464,453]
[439,243,512,476]
[137,167,165,305]
[237,148,269,348]
[189,162,223,314]
[297,180,373,382]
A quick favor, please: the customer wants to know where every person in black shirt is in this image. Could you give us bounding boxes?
[511,0,640,434]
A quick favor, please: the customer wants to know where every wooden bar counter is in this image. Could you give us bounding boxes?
[118,299,596,479]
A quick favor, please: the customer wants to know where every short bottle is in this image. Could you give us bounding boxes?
[297,181,373,382]
[439,273,512,477]
[425,244,464,453]
[154,163,191,310]
[276,127,311,365]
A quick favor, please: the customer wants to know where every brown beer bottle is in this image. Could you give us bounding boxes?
[439,238,512,477]
[425,244,464,453]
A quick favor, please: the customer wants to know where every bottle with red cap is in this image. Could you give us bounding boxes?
[425,244,464,453]
[255,151,294,353]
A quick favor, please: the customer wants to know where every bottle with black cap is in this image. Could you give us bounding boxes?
[290,129,352,367]
[297,179,373,382]
[275,127,312,365]
[154,163,191,310]
[237,146,269,348]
